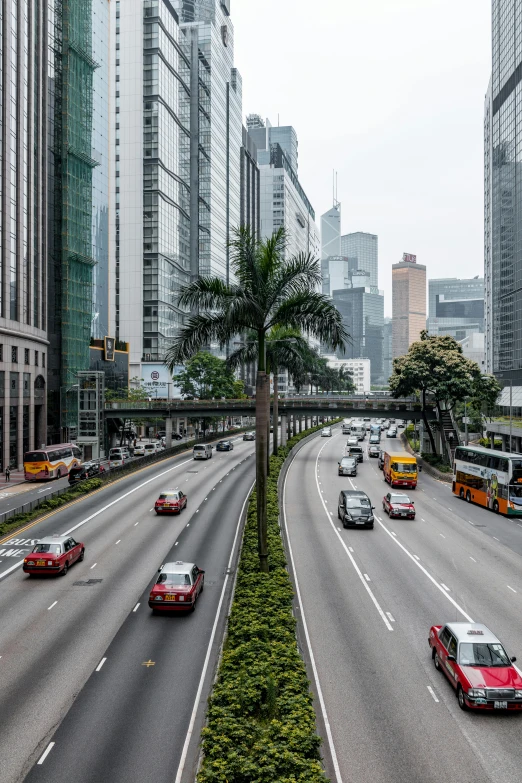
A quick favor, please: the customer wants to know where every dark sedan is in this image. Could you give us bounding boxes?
[216,440,234,451]
[368,445,380,458]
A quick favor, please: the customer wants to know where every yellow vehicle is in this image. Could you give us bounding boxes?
[383,452,418,489]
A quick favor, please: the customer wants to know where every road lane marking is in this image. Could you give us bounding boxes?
[115,540,121,545]
[134,522,139,526]
[508,585,517,593]
[386,612,395,622]
[414,555,420,561]
[469,557,476,562]
[493,537,500,541]
[363,573,371,582]
[376,516,473,622]
[96,658,107,672]
[348,546,354,552]
[440,534,445,539]
[37,742,55,765]
[441,583,450,591]
[47,601,57,611]
[174,481,256,783]
[427,686,439,703]
[133,603,140,612]
[149,508,153,512]
[90,563,97,569]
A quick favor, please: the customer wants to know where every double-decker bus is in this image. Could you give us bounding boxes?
[24,443,82,481]
[452,445,522,515]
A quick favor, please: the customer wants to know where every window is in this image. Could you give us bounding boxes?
[439,627,451,649]
[24,349,29,365]
[11,346,17,363]
[0,345,2,361]
[42,353,45,368]
[35,351,38,366]
[447,634,457,658]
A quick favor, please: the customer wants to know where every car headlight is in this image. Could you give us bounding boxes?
[515,690,522,698]
[468,689,486,698]
[345,513,352,520]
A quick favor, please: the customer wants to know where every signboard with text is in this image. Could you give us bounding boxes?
[402,253,417,264]
[104,336,115,362]
[142,364,181,399]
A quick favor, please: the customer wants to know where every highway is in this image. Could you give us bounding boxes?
[283,426,522,783]
[0,436,255,783]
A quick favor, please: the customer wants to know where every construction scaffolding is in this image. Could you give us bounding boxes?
[60,0,99,430]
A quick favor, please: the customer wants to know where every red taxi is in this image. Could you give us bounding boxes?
[429,622,522,710]
[382,492,416,519]
[23,535,85,576]
[154,489,187,515]
[149,561,205,613]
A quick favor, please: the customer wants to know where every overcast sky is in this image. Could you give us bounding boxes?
[233,0,491,316]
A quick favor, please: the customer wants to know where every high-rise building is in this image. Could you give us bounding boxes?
[392,255,426,358]
[332,286,384,384]
[484,1,522,383]
[383,317,393,383]
[341,232,379,287]
[246,115,299,172]
[321,204,341,259]
[0,0,49,467]
[240,126,260,235]
[427,277,484,340]
[255,142,320,261]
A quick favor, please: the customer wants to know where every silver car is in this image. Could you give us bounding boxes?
[338,456,357,477]
[321,427,332,437]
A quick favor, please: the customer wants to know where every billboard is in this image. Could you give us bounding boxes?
[104,336,115,361]
[141,364,182,399]
[402,253,417,264]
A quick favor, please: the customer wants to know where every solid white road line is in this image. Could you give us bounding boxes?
[282,457,344,783]
[95,657,106,672]
[507,585,517,593]
[133,603,140,612]
[174,480,255,783]
[427,686,439,703]
[37,742,55,765]
[47,601,57,611]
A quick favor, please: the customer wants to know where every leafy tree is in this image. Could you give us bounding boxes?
[389,331,494,454]
[175,351,237,400]
[165,227,347,572]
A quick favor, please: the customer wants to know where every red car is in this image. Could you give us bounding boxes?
[149,561,205,613]
[154,489,187,515]
[429,622,522,710]
[23,535,85,576]
[382,492,415,519]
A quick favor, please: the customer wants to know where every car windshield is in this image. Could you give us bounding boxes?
[458,642,510,667]
[391,462,417,473]
[341,459,355,466]
[390,494,410,504]
[345,497,370,508]
[32,544,62,554]
[157,573,191,585]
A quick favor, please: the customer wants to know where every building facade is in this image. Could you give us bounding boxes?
[321,204,341,259]
[0,0,50,468]
[332,286,384,384]
[324,356,371,394]
[240,125,260,234]
[383,317,393,384]
[484,0,522,383]
[341,232,379,287]
[427,277,484,340]
[246,115,299,172]
[392,257,426,359]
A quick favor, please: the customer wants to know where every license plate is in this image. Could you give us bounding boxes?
[494,701,508,709]
[164,594,176,601]
[355,520,365,525]
[36,560,45,566]
[401,513,406,516]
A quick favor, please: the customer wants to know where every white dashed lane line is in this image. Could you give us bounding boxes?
[133,602,140,612]
[90,563,97,569]
[37,742,55,765]
[95,657,106,672]
[47,601,57,611]
[427,686,439,703]
[507,585,517,593]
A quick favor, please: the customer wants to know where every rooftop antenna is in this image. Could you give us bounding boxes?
[333,170,340,209]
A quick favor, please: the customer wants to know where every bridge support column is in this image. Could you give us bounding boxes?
[292,415,297,437]
[281,415,287,446]
[165,417,173,449]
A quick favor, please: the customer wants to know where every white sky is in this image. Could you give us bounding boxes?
[232,0,491,316]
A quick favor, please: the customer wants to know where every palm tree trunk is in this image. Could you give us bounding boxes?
[273,368,279,456]
[256,331,269,573]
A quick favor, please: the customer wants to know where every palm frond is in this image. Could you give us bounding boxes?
[226,340,259,371]
[268,252,322,311]
[269,292,349,352]
[164,312,235,369]
[177,277,246,311]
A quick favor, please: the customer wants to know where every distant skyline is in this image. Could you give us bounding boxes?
[233,0,490,316]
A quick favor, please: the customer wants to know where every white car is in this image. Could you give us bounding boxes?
[134,444,146,456]
[321,427,332,437]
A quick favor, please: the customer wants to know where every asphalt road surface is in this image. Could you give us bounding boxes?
[0,436,255,783]
[283,426,522,783]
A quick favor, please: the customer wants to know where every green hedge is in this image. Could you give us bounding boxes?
[198,419,342,783]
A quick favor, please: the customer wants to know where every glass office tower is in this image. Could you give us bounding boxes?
[427,277,484,340]
[332,286,384,384]
[485,0,522,383]
[341,232,379,287]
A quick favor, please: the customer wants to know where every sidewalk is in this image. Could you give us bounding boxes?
[0,470,27,490]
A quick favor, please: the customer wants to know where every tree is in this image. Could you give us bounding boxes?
[389,331,490,455]
[165,227,347,572]
[175,352,237,400]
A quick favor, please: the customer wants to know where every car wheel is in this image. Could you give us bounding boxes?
[152,608,159,616]
[493,500,499,514]
[79,549,85,562]
[459,488,465,499]
[342,521,348,529]
[61,562,68,577]
[466,490,472,503]
[433,651,441,670]
[338,508,341,520]
[457,685,469,711]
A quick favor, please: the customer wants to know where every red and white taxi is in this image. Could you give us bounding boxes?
[23,535,85,576]
[154,489,187,515]
[382,492,416,519]
[429,622,522,710]
[149,561,204,612]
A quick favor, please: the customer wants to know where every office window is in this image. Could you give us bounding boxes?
[11,347,18,363]
[35,351,38,367]
[24,349,30,365]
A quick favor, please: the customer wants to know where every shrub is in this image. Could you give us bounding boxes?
[421,453,452,473]
[198,419,342,783]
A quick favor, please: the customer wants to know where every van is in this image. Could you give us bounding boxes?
[143,443,156,457]
[109,447,130,467]
[193,444,213,460]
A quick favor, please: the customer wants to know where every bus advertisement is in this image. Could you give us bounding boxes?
[452,445,522,515]
[383,452,418,489]
[24,444,82,481]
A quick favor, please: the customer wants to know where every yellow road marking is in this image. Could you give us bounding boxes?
[142,660,155,667]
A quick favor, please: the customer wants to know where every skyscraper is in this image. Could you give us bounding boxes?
[427,277,484,340]
[332,286,384,384]
[321,204,341,259]
[0,0,49,466]
[392,255,426,358]
[246,115,299,172]
[240,126,260,235]
[341,232,379,287]
[484,1,522,383]
[383,317,393,383]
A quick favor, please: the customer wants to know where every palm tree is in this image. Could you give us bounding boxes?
[227,327,318,458]
[165,227,348,572]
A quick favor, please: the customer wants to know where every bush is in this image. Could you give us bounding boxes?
[479,437,502,449]
[421,453,452,473]
[198,420,342,783]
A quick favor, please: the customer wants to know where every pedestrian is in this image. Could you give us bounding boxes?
[5,466,11,482]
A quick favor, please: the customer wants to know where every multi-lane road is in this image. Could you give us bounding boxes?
[284,425,522,783]
[0,436,256,783]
